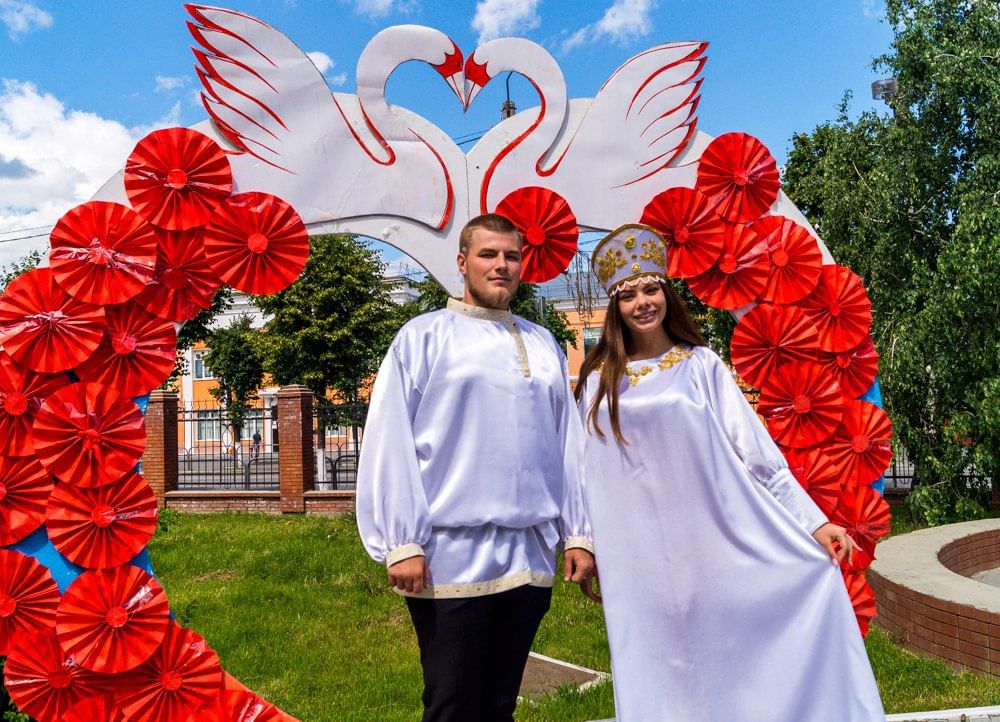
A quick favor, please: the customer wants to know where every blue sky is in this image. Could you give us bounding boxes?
[0,0,895,266]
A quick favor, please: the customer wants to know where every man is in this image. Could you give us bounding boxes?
[357,213,595,722]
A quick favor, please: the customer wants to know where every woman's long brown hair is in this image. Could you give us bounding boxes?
[575,280,707,445]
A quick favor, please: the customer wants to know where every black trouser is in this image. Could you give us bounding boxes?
[405,584,552,722]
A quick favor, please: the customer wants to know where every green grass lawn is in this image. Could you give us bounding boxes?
[149,512,1000,721]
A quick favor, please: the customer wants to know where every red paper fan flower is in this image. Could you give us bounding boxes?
[33,382,146,488]
[49,200,157,305]
[0,455,54,546]
[117,621,225,722]
[758,362,844,448]
[843,570,877,637]
[4,627,105,722]
[204,192,309,295]
[136,228,223,322]
[782,447,842,517]
[640,187,724,278]
[494,186,579,283]
[795,265,873,353]
[695,132,781,223]
[0,351,68,457]
[197,674,294,722]
[749,215,823,304]
[686,222,769,310]
[0,550,60,655]
[729,303,820,389]
[64,694,127,722]
[125,127,233,231]
[830,483,892,572]
[56,565,170,674]
[46,471,158,570]
[825,399,893,487]
[74,303,177,397]
[0,268,106,373]
[817,335,880,400]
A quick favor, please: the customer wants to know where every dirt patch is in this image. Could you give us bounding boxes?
[519,653,608,699]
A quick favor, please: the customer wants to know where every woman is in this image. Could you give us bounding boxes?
[576,224,884,721]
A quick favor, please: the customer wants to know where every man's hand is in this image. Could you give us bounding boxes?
[812,522,854,565]
[388,556,430,594]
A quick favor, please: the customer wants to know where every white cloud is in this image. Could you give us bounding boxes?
[329,72,348,87]
[472,0,541,43]
[307,51,335,75]
[0,0,52,40]
[561,0,655,53]
[155,75,190,93]
[350,0,416,19]
[0,81,181,266]
[862,0,884,20]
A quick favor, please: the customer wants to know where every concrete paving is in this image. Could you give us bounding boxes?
[588,706,1000,722]
[972,567,1000,588]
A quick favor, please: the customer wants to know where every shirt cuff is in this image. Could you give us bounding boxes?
[386,543,425,567]
[563,536,595,555]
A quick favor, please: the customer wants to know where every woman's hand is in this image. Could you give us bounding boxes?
[812,522,855,565]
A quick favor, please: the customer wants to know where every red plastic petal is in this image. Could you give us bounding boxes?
[0,351,68,457]
[639,187,724,278]
[4,627,106,722]
[32,383,146,488]
[783,447,843,518]
[0,268,106,373]
[197,674,296,722]
[203,192,309,295]
[696,132,781,223]
[817,335,880,400]
[49,201,157,305]
[749,215,823,304]
[686,222,769,310]
[136,228,223,322]
[795,265,873,353]
[116,621,225,722]
[843,570,877,637]
[0,550,60,656]
[56,565,170,674]
[729,303,820,389]
[831,484,892,569]
[64,694,127,722]
[74,303,178,397]
[758,362,844,448]
[495,186,579,283]
[46,471,158,570]
[125,127,233,231]
[825,399,894,487]
[0,455,54,546]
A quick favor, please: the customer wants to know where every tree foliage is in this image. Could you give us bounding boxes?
[0,249,42,291]
[782,0,1000,520]
[206,315,265,436]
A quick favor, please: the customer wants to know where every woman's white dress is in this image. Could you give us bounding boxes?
[580,345,884,722]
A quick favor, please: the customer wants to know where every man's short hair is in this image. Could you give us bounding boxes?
[459,214,521,254]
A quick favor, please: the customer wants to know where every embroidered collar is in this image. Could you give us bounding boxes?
[625,346,694,386]
[446,298,514,323]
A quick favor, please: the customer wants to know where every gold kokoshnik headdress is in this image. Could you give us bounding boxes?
[592,224,668,295]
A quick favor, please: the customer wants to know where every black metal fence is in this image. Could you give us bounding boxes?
[178,403,278,490]
[313,401,366,490]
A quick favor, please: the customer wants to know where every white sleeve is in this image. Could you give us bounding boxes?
[699,349,829,534]
[355,342,432,566]
[557,357,594,553]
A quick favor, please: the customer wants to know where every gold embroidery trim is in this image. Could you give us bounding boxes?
[625,347,694,386]
[396,570,555,599]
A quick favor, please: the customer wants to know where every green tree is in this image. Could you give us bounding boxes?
[782,0,1000,522]
[0,249,42,291]
[205,315,265,439]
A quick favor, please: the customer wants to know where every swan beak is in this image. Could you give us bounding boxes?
[464,79,483,111]
[444,72,466,111]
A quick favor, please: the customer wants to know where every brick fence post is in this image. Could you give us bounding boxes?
[144,389,178,509]
[277,385,314,513]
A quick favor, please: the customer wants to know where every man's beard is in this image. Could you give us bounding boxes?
[469,281,513,310]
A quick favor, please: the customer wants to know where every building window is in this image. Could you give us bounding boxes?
[582,327,601,356]
[195,410,220,441]
[192,350,213,380]
[243,411,264,439]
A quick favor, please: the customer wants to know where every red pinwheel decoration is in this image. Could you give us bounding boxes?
[4,627,106,722]
[49,200,157,305]
[830,483,892,572]
[136,228,223,322]
[32,382,146,489]
[757,362,844,448]
[198,673,295,722]
[0,267,106,373]
[0,455,55,546]
[639,187,723,278]
[843,570,877,637]
[686,222,769,310]
[782,447,842,517]
[46,471,158,570]
[695,132,781,223]
[817,335,880,400]
[116,621,225,722]
[749,215,823,304]
[124,127,233,231]
[0,352,68,457]
[729,303,820,389]
[64,695,127,722]
[56,565,170,674]
[825,399,894,487]
[495,186,579,283]
[74,303,178,397]
[0,550,60,655]
[203,191,309,295]
[795,265,873,353]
